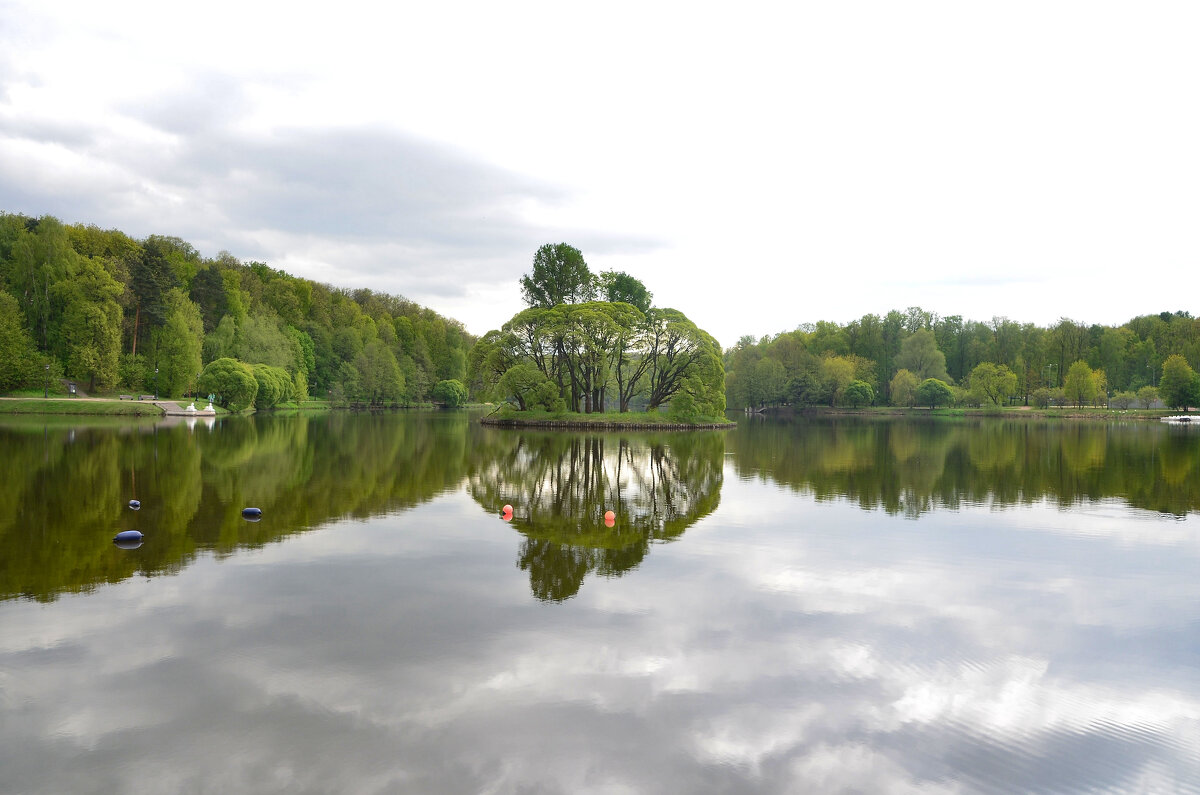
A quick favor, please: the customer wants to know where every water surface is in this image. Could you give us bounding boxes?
[1,413,1197,793]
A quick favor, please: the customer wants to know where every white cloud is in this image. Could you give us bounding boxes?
[2,0,1198,346]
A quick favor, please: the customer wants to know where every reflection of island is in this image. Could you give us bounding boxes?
[731,416,1200,517]
[468,432,725,601]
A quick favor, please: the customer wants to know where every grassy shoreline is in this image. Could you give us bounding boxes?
[757,405,1190,421]
[0,398,164,416]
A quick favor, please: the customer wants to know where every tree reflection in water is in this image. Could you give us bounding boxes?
[468,431,725,601]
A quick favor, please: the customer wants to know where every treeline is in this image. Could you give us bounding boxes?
[0,213,473,407]
[726,307,1200,411]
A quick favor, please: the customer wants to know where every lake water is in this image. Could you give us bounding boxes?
[1,412,1198,794]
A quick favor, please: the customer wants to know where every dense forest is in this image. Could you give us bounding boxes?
[725,307,1200,411]
[0,213,473,408]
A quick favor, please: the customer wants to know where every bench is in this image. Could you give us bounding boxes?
[139,395,155,401]
[119,395,134,400]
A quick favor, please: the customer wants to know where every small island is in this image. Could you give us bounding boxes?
[469,244,730,430]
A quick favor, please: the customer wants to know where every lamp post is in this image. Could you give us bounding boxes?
[154,367,159,401]
[44,363,49,398]
[1043,363,1057,388]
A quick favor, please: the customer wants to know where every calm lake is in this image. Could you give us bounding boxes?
[2,412,1198,794]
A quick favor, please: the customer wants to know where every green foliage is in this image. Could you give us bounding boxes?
[1159,354,1198,410]
[498,363,558,412]
[889,369,918,407]
[1063,360,1101,407]
[482,270,722,417]
[519,243,595,308]
[0,290,38,391]
[895,329,950,383]
[724,305,1200,416]
[598,270,652,314]
[199,357,258,412]
[291,370,309,404]
[157,289,205,397]
[432,379,468,407]
[1031,387,1051,409]
[967,362,1018,406]
[57,257,123,390]
[1111,391,1135,410]
[1136,385,1159,409]
[844,379,874,407]
[667,389,698,422]
[916,378,953,409]
[251,363,292,409]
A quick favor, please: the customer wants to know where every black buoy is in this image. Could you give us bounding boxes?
[114,530,144,549]
[128,499,141,510]
[241,507,262,521]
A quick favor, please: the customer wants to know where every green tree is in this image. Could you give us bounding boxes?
[967,362,1018,406]
[894,329,950,382]
[642,309,724,412]
[0,290,38,391]
[745,357,787,408]
[355,340,405,406]
[1111,391,1135,410]
[844,380,874,407]
[432,379,468,407]
[889,369,918,407]
[251,364,292,409]
[57,258,123,391]
[156,290,204,398]
[597,271,652,314]
[1160,354,1198,410]
[820,356,855,406]
[129,235,182,357]
[1063,360,1100,407]
[519,243,595,308]
[203,315,237,363]
[498,363,560,411]
[916,378,953,409]
[236,311,299,371]
[198,358,258,411]
[1136,385,1159,408]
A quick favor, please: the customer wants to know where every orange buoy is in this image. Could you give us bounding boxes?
[502,504,513,514]
[604,510,615,522]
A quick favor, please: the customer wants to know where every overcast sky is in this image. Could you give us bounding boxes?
[2,1,1197,347]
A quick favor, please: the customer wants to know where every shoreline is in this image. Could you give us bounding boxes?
[749,405,1191,421]
[480,416,733,430]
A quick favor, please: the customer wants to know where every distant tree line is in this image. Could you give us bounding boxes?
[727,307,1200,411]
[469,243,725,421]
[0,213,473,409]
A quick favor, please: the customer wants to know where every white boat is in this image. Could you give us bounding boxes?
[1161,415,1196,424]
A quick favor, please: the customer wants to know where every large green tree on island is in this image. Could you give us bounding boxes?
[471,245,725,417]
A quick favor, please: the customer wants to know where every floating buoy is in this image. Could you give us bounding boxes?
[114,530,144,549]
[242,507,262,521]
[604,510,615,522]
[502,504,513,514]
[128,500,141,510]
